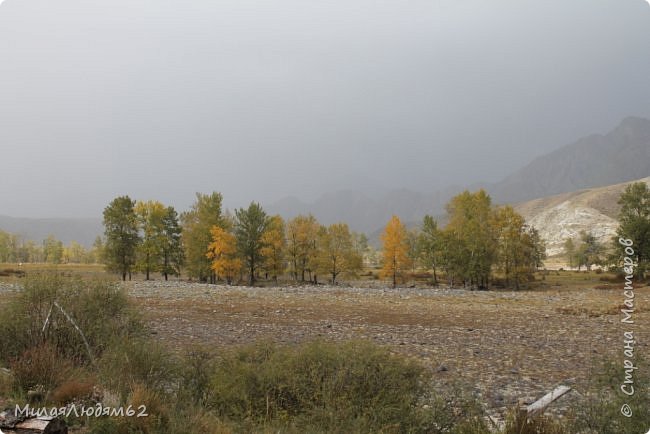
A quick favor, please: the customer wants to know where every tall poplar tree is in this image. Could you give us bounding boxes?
[380,215,412,288]
[207,225,241,285]
[261,215,287,283]
[103,196,140,281]
[616,181,650,278]
[235,202,269,285]
[286,215,320,282]
[417,215,442,285]
[135,200,166,280]
[181,192,225,283]
[317,223,363,284]
[444,190,495,289]
[161,206,184,281]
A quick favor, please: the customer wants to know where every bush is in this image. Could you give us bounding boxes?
[10,344,73,393]
[50,378,97,405]
[207,340,484,433]
[178,346,217,406]
[569,357,650,434]
[0,367,12,397]
[501,410,568,434]
[98,337,177,401]
[0,272,142,366]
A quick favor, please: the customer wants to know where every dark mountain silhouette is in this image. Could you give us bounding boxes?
[489,116,650,204]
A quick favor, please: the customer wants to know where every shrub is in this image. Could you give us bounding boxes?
[124,383,170,434]
[501,410,569,434]
[50,378,97,405]
[10,344,73,393]
[0,368,12,397]
[569,357,650,434]
[178,346,217,406]
[98,337,177,401]
[207,340,484,433]
[0,272,142,366]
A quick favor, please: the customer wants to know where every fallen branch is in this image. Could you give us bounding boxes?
[525,385,572,418]
[40,301,95,366]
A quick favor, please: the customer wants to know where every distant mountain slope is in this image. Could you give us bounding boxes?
[491,117,650,204]
[0,215,102,248]
[514,177,650,257]
[268,117,650,235]
[266,186,462,235]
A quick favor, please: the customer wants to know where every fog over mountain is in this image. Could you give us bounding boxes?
[269,117,650,232]
[3,116,650,246]
[489,117,650,204]
[1,0,650,221]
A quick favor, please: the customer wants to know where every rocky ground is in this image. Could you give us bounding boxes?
[123,278,650,421]
[2,276,648,423]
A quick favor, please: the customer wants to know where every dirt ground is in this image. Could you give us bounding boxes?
[1,270,647,421]
[125,273,650,418]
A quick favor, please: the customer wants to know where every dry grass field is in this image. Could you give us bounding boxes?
[120,272,649,418]
[1,266,648,424]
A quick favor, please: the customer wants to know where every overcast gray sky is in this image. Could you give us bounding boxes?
[1,0,649,217]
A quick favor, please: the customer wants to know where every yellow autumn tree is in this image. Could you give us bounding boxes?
[206,225,241,285]
[261,215,286,283]
[286,215,320,282]
[380,215,412,287]
[317,223,363,284]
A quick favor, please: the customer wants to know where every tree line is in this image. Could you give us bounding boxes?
[0,231,103,265]
[101,193,367,284]
[101,189,545,289]
[8,183,648,287]
[381,190,546,289]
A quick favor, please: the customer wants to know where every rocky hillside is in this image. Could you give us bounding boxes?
[492,117,650,204]
[514,177,650,257]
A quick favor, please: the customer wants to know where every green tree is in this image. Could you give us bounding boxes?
[161,206,184,281]
[91,236,104,264]
[576,231,604,271]
[405,228,420,273]
[43,234,64,264]
[135,200,167,280]
[528,226,547,271]
[23,240,43,263]
[103,196,140,281]
[234,202,270,285]
[492,206,545,289]
[353,233,369,257]
[0,230,18,263]
[563,238,576,269]
[444,190,496,289]
[181,192,226,283]
[261,215,286,283]
[417,215,442,285]
[317,223,363,284]
[64,241,89,264]
[615,182,650,278]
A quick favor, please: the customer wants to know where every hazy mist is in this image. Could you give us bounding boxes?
[1,0,649,217]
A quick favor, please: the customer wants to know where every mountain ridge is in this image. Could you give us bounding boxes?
[268,116,650,234]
